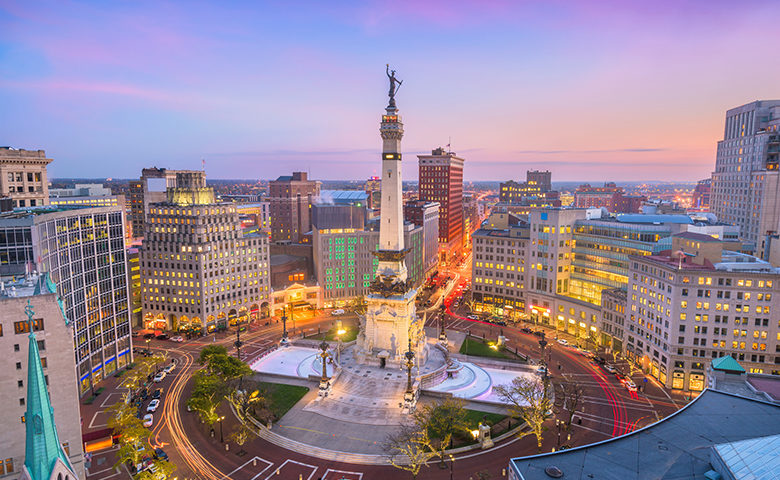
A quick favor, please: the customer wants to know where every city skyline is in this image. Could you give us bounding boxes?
[2,1,780,181]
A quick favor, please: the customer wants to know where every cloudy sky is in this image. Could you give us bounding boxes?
[1,0,779,181]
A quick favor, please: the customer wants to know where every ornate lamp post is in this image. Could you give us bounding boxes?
[438,312,448,346]
[403,336,417,410]
[318,340,332,397]
[235,320,244,360]
[336,328,346,364]
[218,415,226,443]
[280,305,289,347]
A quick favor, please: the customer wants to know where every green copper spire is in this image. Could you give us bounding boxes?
[23,299,74,480]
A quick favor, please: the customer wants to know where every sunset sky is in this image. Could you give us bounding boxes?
[2,0,779,181]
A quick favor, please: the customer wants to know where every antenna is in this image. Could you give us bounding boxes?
[202,158,206,172]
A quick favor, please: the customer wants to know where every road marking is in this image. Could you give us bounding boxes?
[220,456,273,480]
[323,469,363,480]
[88,410,107,429]
[99,392,123,408]
[263,460,317,480]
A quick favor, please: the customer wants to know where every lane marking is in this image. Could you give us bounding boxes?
[323,469,364,480]
[263,460,317,480]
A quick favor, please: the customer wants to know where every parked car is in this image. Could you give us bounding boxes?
[615,373,626,383]
[164,362,176,374]
[151,389,162,399]
[467,315,478,320]
[625,380,638,392]
[331,309,345,316]
[153,448,168,461]
[493,320,507,326]
[521,327,533,334]
[603,364,617,374]
[170,335,184,342]
[556,338,569,346]
[143,333,155,340]
[156,333,169,340]
[153,372,166,383]
[533,330,545,337]
[147,399,160,412]
[142,414,153,427]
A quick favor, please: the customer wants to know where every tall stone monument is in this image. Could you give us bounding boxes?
[355,66,428,368]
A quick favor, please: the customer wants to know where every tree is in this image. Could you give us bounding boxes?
[494,376,552,453]
[199,344,228,364]
[187,371,226,427]
[137,459,176,480]
[229,423,254,455]
[384,423,434,480]
[228,386,264,419]
[554,381,584,429]
[412,398,469,463]
[205,353,253,380]
[349,295,367,315]
[113,419,151,471]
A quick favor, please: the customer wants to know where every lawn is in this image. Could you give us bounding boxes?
[459,337,510,359]
[308,324,358,343]
[463,409,507,429]
[257,382,310,420]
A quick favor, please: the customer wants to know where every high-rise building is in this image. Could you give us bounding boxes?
[0,277,84,480]
[626,233,780,389]
[0,205,133,395]
[268,172,321,244]
[365,176,381,211]
[140,178,270,334]
[0,147,52,209]
[418,147,464,263]
[499,170,552,203]
[129,168,204,240]
[403,200,440,276]
[691,178,711,211]
[711,100,780,257]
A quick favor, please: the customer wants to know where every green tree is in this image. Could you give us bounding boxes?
[205,353,253,380]
[494,376,552,453]
[385,423,434,480]
[229,423,254,455]
[188,371,226,426]
[412,398,469,463]
[113,419,151,471]
[199,344,228,364]
[349,295,367,315]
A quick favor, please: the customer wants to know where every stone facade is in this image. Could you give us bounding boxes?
[0,147,52,209]
[268,172,321,243]
[0,284,85,479]
[418,148,465,263]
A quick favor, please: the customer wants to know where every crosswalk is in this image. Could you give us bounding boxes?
[220,456,364,480]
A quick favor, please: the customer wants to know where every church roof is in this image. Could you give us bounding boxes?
[23,300,75,480]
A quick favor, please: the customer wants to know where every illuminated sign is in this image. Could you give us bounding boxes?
[382,115,398,122]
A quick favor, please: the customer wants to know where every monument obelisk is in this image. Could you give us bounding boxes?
[355,66,428,368]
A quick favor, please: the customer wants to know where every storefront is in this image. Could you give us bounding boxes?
[689,372,705,391]
[672,371,685,390]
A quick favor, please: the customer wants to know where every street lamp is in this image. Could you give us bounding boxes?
[336,329,346,364]
[449,454,454,480]
[145,337,151,355]
[281,306,289,346]
[218,415,226,443]
[235,320,244,360]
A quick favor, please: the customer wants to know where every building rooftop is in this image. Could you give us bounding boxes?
[712,355,746,373]
[0,273,57,299]
[675,231,722,243]
[510,389,780,480]
[711,434,780,480]
[318,190,369,203]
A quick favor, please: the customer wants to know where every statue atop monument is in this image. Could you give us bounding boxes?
[386,64,402,108]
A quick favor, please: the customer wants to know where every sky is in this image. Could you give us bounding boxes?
[1,0,779,182]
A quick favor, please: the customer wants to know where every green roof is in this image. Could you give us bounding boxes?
[711,355,746,373]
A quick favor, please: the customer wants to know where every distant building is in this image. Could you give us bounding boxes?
[499,170,552,203]
[403,200,440,276]
[574,182,622,209]
[0,147,52,209]
[0,277,85,480]
[140,177,271,333]
[711,100,780,258]
[364,176,381,211]
[268,172,321,243]
[418,147,464,263]
[237,202,271,233]
[692,178,711,210]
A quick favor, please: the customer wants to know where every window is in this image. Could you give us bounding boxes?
[13,319,44,334]
[1,458,14,474]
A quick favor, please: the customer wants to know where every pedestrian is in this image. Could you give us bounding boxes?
[577,417,582,425]
[213,334,216,343]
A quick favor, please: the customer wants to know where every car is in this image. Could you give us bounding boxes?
[151,389,162,399]
[625,380,637,392]
[331,309,345,316]
[170,335,184,342]
[493,320,507,326]
[153,372,166,383]
[533,330,545,337]
[140,389,148,400]
[147,399,160,412]
[143,333,155,340]
[520,327,533,334]
[142,414,153,427]
[615,373,626,383]
[556,338,569,346]
[164,363,175,374]
[603,364,617,374]
[467,315,478,320]
[153,448,168,461]
[156,333,169,340]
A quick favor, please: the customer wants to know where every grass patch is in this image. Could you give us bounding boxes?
[463,409,506,429]
[258,382,310,421]
[459,337,510,359]
[308,324,358,343]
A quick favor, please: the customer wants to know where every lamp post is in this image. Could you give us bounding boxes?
[405,337,415,395]
[281,306,289,346]
[449,454,454,480]
[319,340,330,383]
[218,415,225,443]
[336,328,346,364]
[145,337,151,355]
[235,319,244,360]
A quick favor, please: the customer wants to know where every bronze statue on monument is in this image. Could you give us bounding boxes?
[386,64,402,107]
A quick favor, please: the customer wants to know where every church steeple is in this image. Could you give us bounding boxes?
[21,299,75,480]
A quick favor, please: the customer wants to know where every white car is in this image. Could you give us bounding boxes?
[170,335,184,343]
[625,380,638,392]
[557,338,569,346]
[164,362,175,374]
[331,309,345,316]
[604,364,617,374]
[146,399,160,412]
[153,372,166,383]
[142,414,153,428]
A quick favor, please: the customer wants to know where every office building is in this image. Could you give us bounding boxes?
[499,170,552,203]
[365,176,381,210]
[129,168,205,240]
[237,202,271,233]
[140,177,270,333]
[0,205,133,395]
[692,178,711,211]
[403,200,440,276]
[711,100,780,257]
[0,276,84,480]
[626,233,780,389]
[574,182,626,209]
[418,147,464,263]
[0,147,52,209]
[268,172,321,243]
